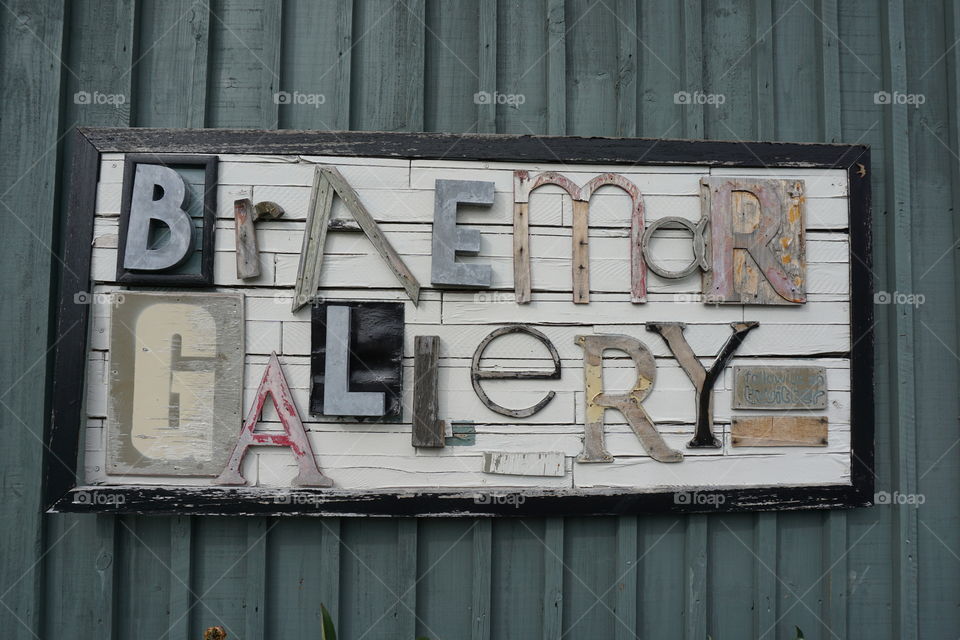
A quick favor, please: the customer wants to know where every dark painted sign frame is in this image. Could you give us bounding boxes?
[44,128,874,516]
[115,154,217,286]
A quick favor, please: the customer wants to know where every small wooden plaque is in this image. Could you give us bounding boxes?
[731,416,828,447]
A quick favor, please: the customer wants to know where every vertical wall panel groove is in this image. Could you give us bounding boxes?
[397,518,417,637]
[477,0,497,133]
[614,0,637,137]
[936,5,960,635]
[680,0,704,138]
[279,0,353,130]
[613,517,638,640]
[542,518,564,639]
[546,0,566,135]
[882,2,919,639]
[909,2,960,637]
[753,0,775,139]
[40,2,132,638]
[424,0,479,133]
[167,516,193,639]
[471,520,492,640]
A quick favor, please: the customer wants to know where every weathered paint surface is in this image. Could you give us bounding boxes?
[648,321,759,448]
[733,365,828,410]
[106,291,243,476]
[702,177,807,304]
[482,451,565,477]
[513,170,647,304]
[470,324,561,418]
[234,197,284,279]
[731,416,829,447]
[5,2,956,640]
[411,335,444,448]
[575,334,682,464]
[215,352,332,487]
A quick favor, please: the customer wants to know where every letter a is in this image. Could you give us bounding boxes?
[215,352,332,487]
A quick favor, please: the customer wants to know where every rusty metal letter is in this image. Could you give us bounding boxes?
[471,325,561,418]
[575,334,682,463]
[214,352,332,487]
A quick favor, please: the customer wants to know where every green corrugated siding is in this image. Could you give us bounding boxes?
[0,1,956,638]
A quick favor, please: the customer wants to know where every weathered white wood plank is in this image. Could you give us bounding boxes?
[257,454,575,489]
[708,167,848,197]
[574,452,850,488]
[482,451,566,476]
[219,161,410,189]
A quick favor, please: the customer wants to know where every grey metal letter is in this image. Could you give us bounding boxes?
[123,164,194,271]
[431,179,495,288]
[322,305,385,416]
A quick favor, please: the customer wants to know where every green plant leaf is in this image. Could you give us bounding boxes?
[320,603,337,640]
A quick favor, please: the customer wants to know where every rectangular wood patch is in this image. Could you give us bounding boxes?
[482,451,566,476]
[731,416,828,447]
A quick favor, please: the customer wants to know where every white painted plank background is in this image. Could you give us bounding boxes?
[85,157,853,491]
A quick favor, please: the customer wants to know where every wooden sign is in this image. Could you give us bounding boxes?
[45,129,873,516]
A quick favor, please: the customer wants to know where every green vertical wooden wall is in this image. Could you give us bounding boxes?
[0,1,956,638]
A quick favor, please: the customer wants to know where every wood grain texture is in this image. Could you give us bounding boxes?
[482,451,565,476]
[320,166,421,303]
[731,416,829,447]
[412,335,445,447]
[291,167,333,312]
